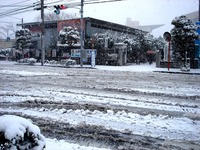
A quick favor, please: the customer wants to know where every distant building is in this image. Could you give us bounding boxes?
[125,17,164,33]
[18,17,144,50]
[185,11,198,23]
[0,39,15,49]
[0,39,15,60]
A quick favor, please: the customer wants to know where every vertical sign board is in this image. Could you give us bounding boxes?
[71,49,96,64]
[12,48,16,57]
[82,50,87,62]
[71,49,96,58]
[91,51,95,67]
[163,32,171,71]
[36,50,40,57]
[52,49,57,57]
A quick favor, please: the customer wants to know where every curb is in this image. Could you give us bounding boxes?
[154,71,200,75]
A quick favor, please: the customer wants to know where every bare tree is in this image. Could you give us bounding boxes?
[0,22,16,39]
[34,11,77,22]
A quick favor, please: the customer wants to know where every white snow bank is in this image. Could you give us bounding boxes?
[46,138,110,150]
[2,108,200,141]
[0,115,46,150]
[95,63,200,73]
[1,61,200,73]
[96,63,165,72]
[0,70,60,76]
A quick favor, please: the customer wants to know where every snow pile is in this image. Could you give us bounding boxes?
[0,115,45,150]
[46,138,110,150]
[18,58,37,65]
[0,69,60,77]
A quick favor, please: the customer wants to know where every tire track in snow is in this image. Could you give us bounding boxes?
[0,109,200,150]
[1,88,200,120]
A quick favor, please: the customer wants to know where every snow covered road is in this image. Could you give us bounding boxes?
[0,61,200,149]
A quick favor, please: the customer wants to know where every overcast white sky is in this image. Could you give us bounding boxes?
[0,0,198,37]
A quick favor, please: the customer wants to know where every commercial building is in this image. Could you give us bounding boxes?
[17,17,145,65]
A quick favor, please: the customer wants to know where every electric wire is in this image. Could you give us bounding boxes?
[0,0,126,19]
[0,0,34,8]
[0,5,39,18]
[0,1,40,18]
[84,0,126,5]
[0,0,63,17]
[44,0,126,8]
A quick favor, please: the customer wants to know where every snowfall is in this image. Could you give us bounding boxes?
[0,60,200,150]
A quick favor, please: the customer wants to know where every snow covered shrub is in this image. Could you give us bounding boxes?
[0,115,46,150]
[28,58,37,65]
[49,60,58,64]
[15,29,32,59]
[18,58,37,65]
[65,59,76,66]
[59,59,76,66]
[58,26,80,47]
[171,15,198,63]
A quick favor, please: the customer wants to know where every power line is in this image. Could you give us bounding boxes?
[84,0,126,5]
[0,0,34,8]
[0,9,34,18]
[43,0,126,9]
[0,1,40,18]
[0,0,41,15]
[0,21,20,23]
[0,5,37,18]
[0,0,64,17]
[0,0,127,19]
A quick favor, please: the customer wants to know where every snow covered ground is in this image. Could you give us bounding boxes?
[0,61,200,149]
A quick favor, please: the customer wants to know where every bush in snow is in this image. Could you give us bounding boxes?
[88,30,160,64]
[28,58,37,65]
[15,29,32,59]
[0,115,46,150]
[65,59,76,66]
[171,15,199,66]
[57,26,80,47]
[18,58,37,65]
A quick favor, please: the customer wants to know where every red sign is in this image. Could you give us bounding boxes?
[57,19,85,32]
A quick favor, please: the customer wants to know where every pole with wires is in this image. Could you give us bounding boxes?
[41,0,45,66]
[80,0,84,67]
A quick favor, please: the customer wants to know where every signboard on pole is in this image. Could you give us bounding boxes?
[163,32,171,71]
[52,49,57,57]
[71,49,97,58]
[91,50,95,67]
[82,49,87,62]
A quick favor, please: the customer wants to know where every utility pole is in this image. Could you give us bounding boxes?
[41,0,45,66]
[80,0,84,67]
[21,18,23,29]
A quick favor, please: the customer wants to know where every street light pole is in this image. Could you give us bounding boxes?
[80,0,84,67]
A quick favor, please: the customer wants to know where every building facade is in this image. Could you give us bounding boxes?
[18,17,145,64]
